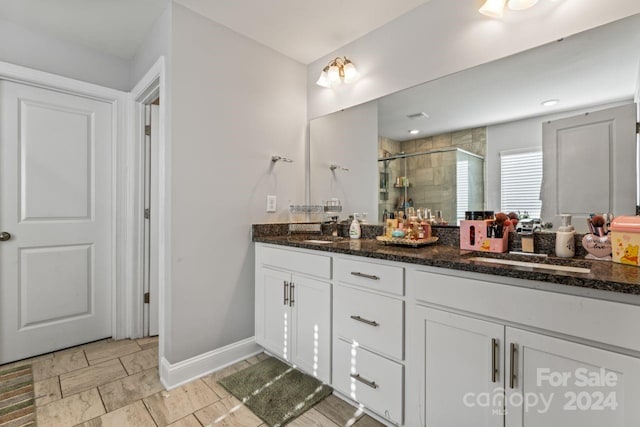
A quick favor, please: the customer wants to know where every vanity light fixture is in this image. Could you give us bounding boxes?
[541,99,559,107]
[479,0,507,18]
[507,0,538,10]
[480,0,552,18]
[316,57,360,88]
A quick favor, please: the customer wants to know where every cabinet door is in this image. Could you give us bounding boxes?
[505,328,640,427]
[256,267,291,360]
[418,306,505,427]
[290,275,332,384]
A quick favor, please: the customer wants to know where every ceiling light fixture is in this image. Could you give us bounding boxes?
[541,99,559,107]
[316,56,360,88]
[409,129,420,135]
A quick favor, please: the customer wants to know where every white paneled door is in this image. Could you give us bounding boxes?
[0,80,113,364]
[541,103,637,232]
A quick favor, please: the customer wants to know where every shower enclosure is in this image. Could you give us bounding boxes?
[378,148,484,224]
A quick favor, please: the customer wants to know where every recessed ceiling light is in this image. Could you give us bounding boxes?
[409,130,420,135]
[541,99,559,107]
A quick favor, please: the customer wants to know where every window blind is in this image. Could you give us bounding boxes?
[456,160,469,223]
[500,150,542,218]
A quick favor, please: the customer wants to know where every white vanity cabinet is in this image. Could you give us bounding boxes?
[416,307,505,427]
[255,245,332,383]
[409,268,640,427]
[332,257,405,425]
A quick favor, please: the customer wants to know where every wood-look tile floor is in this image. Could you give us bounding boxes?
[0,338,384,427]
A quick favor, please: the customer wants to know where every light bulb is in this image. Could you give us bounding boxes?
[327,65,341,83]
[479,0,507,18]
[316,68,331,88]
[507,0,538,10]
[342,61,360,83]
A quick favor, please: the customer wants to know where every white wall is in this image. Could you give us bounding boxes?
[168,3,307,363]
[486,100,634,210]
[307,0,640,119]
[0,17,130,91]
[310,101,378,218]
[131,5,172,87]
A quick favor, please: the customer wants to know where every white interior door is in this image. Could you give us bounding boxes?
[541,103,637,232]
[0,80,113,363]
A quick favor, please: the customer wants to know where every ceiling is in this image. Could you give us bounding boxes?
[378,13,640,141]
[0,0,430,64]
[0,0,169,59]
[174,0,431,64]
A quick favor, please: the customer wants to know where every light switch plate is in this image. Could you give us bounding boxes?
[267,195,277,212]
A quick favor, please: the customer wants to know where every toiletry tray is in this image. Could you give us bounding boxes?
[376,235,439,247]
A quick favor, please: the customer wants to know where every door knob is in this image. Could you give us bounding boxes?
[0,232,11,241]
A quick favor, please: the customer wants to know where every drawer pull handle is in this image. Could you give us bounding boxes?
[350,373,378,389]
[350,272,380,280]
[289,282,295,307]
[350,315,379,327]
[509,343,517,389]
[491,338,499,383]
[283,281,289,306]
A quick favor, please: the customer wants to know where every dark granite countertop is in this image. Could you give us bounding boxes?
[253,234,640,296]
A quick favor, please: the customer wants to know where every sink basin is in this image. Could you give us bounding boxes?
[295,236,346,244]
[468,257,591,274]
[302,239,333,245]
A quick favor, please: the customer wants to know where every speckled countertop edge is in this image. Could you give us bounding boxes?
[253,235,640,296]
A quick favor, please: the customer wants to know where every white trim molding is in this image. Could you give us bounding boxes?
[160,337,262,390]
[128,57,167,341]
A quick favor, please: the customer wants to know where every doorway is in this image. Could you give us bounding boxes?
[143,98,160,337]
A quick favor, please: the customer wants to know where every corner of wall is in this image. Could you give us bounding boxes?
[160,337,261,390]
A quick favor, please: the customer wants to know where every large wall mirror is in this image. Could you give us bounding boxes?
[310,13,640,231]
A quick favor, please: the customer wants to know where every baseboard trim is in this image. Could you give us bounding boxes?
[160,336,262,389]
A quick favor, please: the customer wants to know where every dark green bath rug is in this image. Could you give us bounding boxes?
[218,356,332,426]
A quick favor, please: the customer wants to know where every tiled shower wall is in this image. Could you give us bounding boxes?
[377,128,487,223]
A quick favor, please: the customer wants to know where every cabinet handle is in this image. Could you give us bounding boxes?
[509,343,517,389]
[350,373,378,389]
[350,272,380,280]
[350,315,379,327]
[283,281,289,306]
[289,282,295,307]
[491,338,499,383]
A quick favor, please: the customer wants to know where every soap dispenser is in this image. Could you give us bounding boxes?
[555,214,575,258]
[349,213,361,239]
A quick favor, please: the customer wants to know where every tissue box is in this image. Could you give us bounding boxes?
[611,216,640,266]
[460,220,509,253]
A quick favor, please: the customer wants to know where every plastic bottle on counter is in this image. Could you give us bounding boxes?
[555,214,575,258]
[349,213,362,239]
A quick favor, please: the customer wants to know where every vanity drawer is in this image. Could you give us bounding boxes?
[260,245,331,279]
[334,285,404,360]
[333,338,403,425]
[334,257,403,296]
